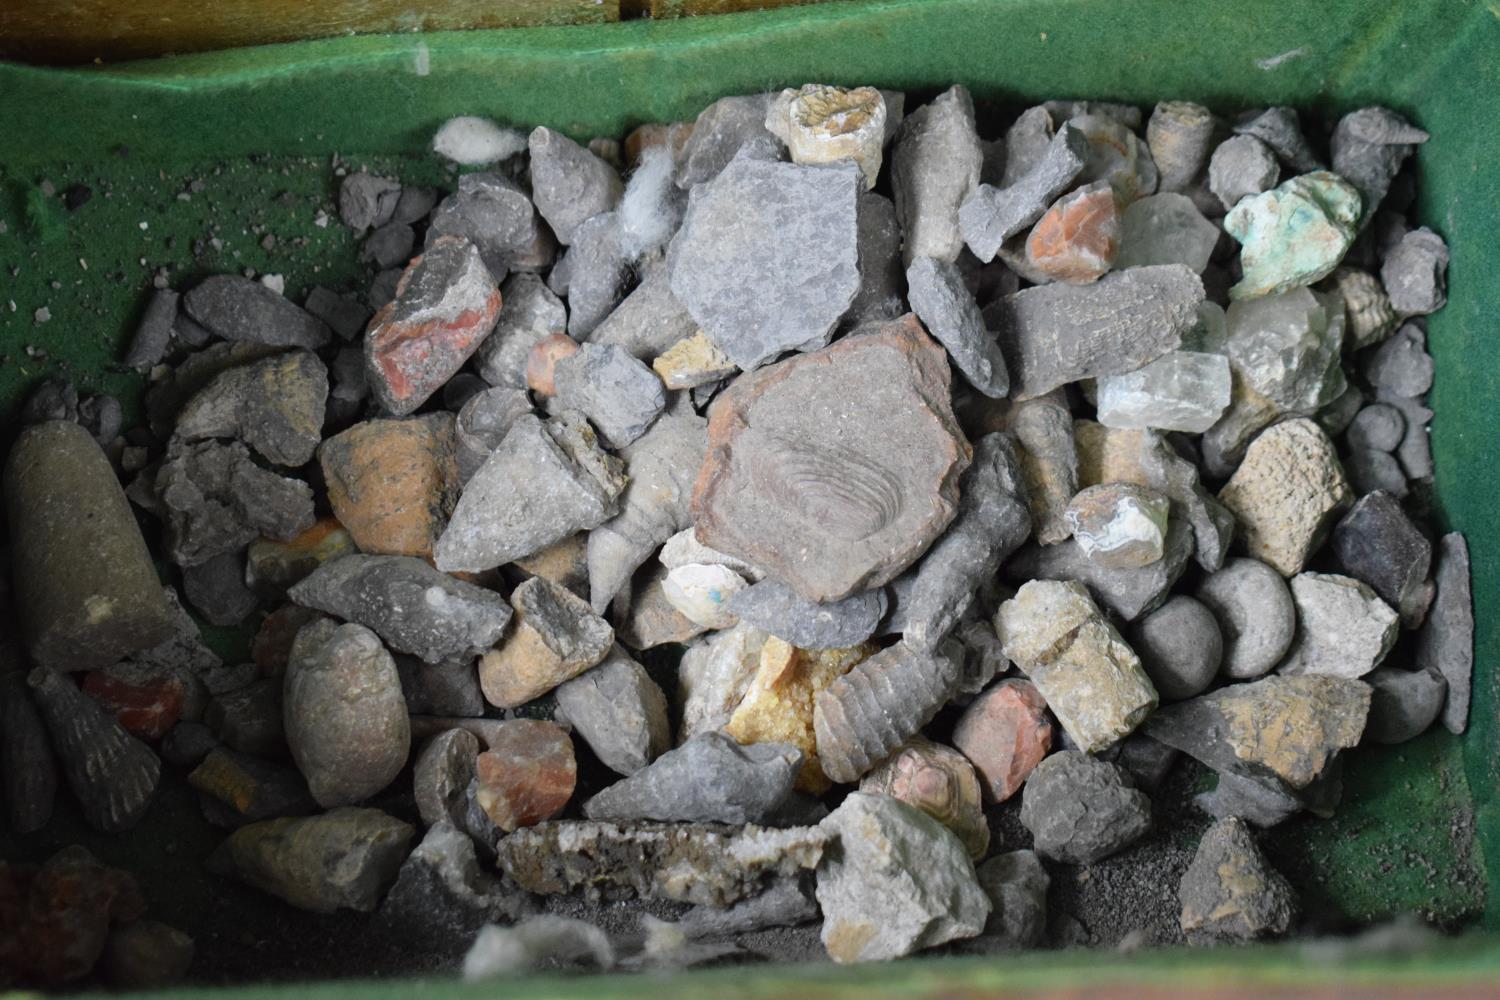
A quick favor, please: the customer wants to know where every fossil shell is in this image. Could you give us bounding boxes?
[1146,101,1216,192]
[1,671,58,833]
[1330,267,1396,351]
[28,666,161,832]
[859,737,989,859]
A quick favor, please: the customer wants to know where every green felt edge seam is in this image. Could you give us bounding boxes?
[1,0,1498,992]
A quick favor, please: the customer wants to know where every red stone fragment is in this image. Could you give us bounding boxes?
[1025,181,1121,284]
[526,333,580,399]
[474,719,576,832]
[81,671,185,741]
[952,678,1054,802]
[0,846,145,987]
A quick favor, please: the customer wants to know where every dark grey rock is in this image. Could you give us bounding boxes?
[668,157,861,370]
[583,732,801,825]
[1113,734,1179,792]
[473,272,566,389]
[1374,390,1433,480]
[20,377,78,424]
[555,212,631,338]
[393,186,439,225]
[455,387,533,483]
[985,264,1203,400]
[1331,107,1427,228]
[1331,491,1433,627]
[200,661,259,696]
[976,850,1049,947]
[182,550,259,626]
[398,657,486,718]
[588,265,699,361]
[288,554,512,665]
[1364,666,1447,744]
[529,126,624,246]
[1179,817,1296,942]
[359,221,416,269]
[427,172,555,277]
[173,350,329,466]
[379,821,532,954]
[553,343,667,448]
[1362,323,1433,397]
[1019,751,1151,864]
[1344,403,1405,452]
[367,267,403,310]
[184,275,332,349]
[124,289,179,369]
[329,347,369,403]
[1381,227,1448,316]
[1417,533,1472,734]
[554,647,671,776]
[160,721,219,768]
[1005,516,1192,622]
[844,192,905,327]
[77,393,122,447]
[413,728,480,829]
[675,877,819,939]
[1128,595,1222,700]
[1344,447,1410,498]
[728,579,886,650]
[1232,107,1322,173]
[1195,557,1296,680]
[676,94,781,190]
[0,671,57,833]
[205,677,284,755]
[890,85,984,265]
[958,123,1088,262]
[906,256,1010,398]
[156,439,316,567]
[173,306,214,348]
[1194,770,1302,828]
[1317,380,1366,438]
[339,173,401,231]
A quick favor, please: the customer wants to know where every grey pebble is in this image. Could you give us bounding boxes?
[1364,666,1447,744]
[1019,751,1151,865]
[676,94,782,190]
[1128,595,1222,700]
[1362,323,1433,398]
[413,728,480,830]
[528,126,623,246]
[205,677,284,755]
[359,221,415,270]
[976,850,1049,948]
[890,85,984,265]
[1208,135,1279,212]
[906,255,1010,398]
[182,550,259,627]
[1381,227,1448,316]
[398,656,486,718]
[1232,107,1321,173]
[303,287,372,342]
[1344,403,1405,452]
[1374,389,1433,479]
[339,173,401,231]
[455,387,532,483]
[555,212,631,339]
[1195,557,1296,680]
[675,877,819,939]
[20,377,78,425]
[124,289,179,369]
[554,647,670,776]
[1113,734,1180,793]
[1343,447,1409,498]
[1005,516,1192,622]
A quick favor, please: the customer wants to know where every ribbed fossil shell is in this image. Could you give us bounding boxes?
[1146,101,1216,192]
[1330,267,1397,350]
[859,737,989,859]
[1,671,58,833]
[28,666,161,832]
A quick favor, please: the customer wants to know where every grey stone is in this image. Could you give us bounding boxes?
[844,193,905,327]
[1362,322,1433,398]
[958,123,1088,262]
[891,85,984,265]
[986,264,1203,400]
[1019,751,1151,864]
[379,820,531,952]
[552,342,667,448]
[124,289,179,369]
[455,387,533,483]
[586,398,706,613]
[156,439,316,567]
[1147,100,1216,193]
[303,287,373,342]
[205,677,284,755]
[728,579,886,650]
[184,275,332,349]
[1233,107,1322,173]
[1114,193,1222,274]
[0,671,57,834]
[1129,595,1223,701]
[76,393,122,447]
[1331,107,1428,228]
[427,172,555,276]
[398,657,485,718]
[394,186,439,225]
[199,661,258,696]
[436,413,627,573]
[554,212,631,338]
[1344,447,1409,498]
[182,550,259,626]
[1331,491,1433,627]
[1381,227,1448,316]
[1000,106,1055,186]
[1364,666,1447,745]
[1194,770,1303,828]
[1344,403,1405,452]
[474,273,567,389]
[1113,734,1180,792]
[1374,390,1433,480]
[976,850,1049,947]
[906,255,1009,398]
[1417,533,1472,734]
[159,721,219,768]
[675,877,819,939]
[1208,135,1280,211]
[589,265,700,361]
[1195,557,1296,680]
[667,157,861,370]
[339,173,401,231]
[444,374,491,411]
[329,347,368,404]
[367,267,403,310]
[554,647,670,776]
[897,432,1031,651]
[413,728,480,829]
[1179,817,1296,942]
[360,221,415,269]
[583,732,802,825]
[173,306,214,347]
[1004,516,1192,622]
[676,94,782,189]
[1278,572,1398,679]
[528,126,623,246]
[289,554,513,664]
[815,793,989,963]
[173,350,328,466]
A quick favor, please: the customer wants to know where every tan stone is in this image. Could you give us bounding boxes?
[652,331,738,390]
[859,737,989,859]
[1217,675,1369,788]
[525,333,579,398]
[319,414,459,559]
[510,532,590,599]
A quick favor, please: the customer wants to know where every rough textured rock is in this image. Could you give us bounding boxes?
[959,124,1089,262]
[1362,323,1433,399]
[289,555,511,665]
[496,820,827,907]
[815,793,989,963]
[1195,557,1296,679]
[727,580,885,650]
[1064,482,1171,569]
[473,273,567,389]
[528,126,623,245]
[364,236,503,416]
[478,576,613,708]
[1364,666,1447,745]
[986,264,1203,400]
[668,157,859,370]
[1418,534,1473,734]
[692,315,970,602]
[891,85,983,265]
[182,551,259,627]
[379,820,530,953]
[1225,171,1360,300]
[174,350,327,466]
[767,84,887,186]
[997,580,1158,752]
[184,275,332,349]
[584,732,801,825]
[1147,101,1215,192]
[997,391,1077,545]
[1375,389,1434,481]
[436,413,626,573]
[474,720,576,831]
[1179,817,1296,942]
[206,807,414,913]
[952,678,1053,804]
[677,623,768,742]
[552,343,666,449]
[1218,418,1352,576]
[1209,134,1280,211]
[1019,751,1152,864]
[1330,267,1397,351]
[456,388,533,484]
[1345,403,1406,453]
[813,640,961,784]
[554,649,670,775]
[1004,515,1193,622]
[1330,492,1433,627]
[860,738,988,859]
[652,332,738,390]
[845,192,906,326]
[414,728,480,829]
[1129,595,1223,700]
[906,256,1009,397]
[1025,180,1121,283]
[676,93,780,189]
[590,265,699,361]
[1381,227,1448,316]
[0,845,146,987]
[284,620,409,808]
[550,211,631,339]
[426,171,554,276]
[319,415,460,559]
[156,439,316,567]
[976,850,1050,947]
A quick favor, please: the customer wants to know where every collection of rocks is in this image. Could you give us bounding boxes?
[0,85,1467,986]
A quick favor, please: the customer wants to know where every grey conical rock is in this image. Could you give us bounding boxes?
[1179,817,1296,942]
[528,126,623,246]
[413,728,480,829]
[583,731,802,824]
[959,123,1089,262]
[1330,107,1428,229]
[289,555,512,664]
[28,666,160,833]
[728,579,886,650]
[891,85,983,265]
[1,671,58,833]
[436,412,627,573]
[906,256,1010,398]
[992,390,1078,545]
[1019,751,1151,864]
[554,647,670,776]
[174,350,328,467]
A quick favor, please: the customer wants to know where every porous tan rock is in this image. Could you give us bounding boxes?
[319,415,460,559]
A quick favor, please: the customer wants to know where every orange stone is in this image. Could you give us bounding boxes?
[81,671,185,741]
[951,678,1054,802]
[319,414,460,558]
[1025,181,1121,284]
[474,720,576,832]
[526,333,580,399]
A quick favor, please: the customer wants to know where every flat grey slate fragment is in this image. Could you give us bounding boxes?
[124,289,179,369]
[588,265,700,361]
[528,126,624,246]
[958,123,1089,263]
[890,85,984,265]
[173,350,328,467]
[727,579,887,650]
[1381,227,1449,316]
[1001,106,1055,186]
[1330,107,1428,228]
[1417,533,1473,734]
[676,94,782,189]
[1005,516,1192,621]
[554,648,670,776]
[474,273,567,389]
[436,412,626,573]
[156,439,316,567]
[557,212,631,338]
[583,732,802,825]
[289,554,513,664]
[553,343,667,449]
[184,275,333,349]
[985,264,1203,400]
[668,158,861,370]
[906,256,1009,398]
[1179,817,1296,942]
[1019,751,1151,864]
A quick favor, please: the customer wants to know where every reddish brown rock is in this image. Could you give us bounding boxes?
[0,846,146,988]
[81,670,186,741]
[951,678,1054,802]
[252,604,326,676]
[526,333,580,398]
[1025,181,1120,284]
[474,720,576,831]
[319,415,460,559]
[245,518,357,600]
[692,315,971,602]
[364,235,502,416]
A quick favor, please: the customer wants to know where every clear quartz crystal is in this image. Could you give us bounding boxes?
[1114,193,1221,274]
[1224,287,1346,412]
[1096,351,1232,432]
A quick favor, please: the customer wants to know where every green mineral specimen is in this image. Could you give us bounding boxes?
[1225,171,1361,300]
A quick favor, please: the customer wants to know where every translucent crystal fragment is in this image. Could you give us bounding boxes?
[1224,287,1346,413]
[1096,351,1232,433]
[1114,193,1221,274]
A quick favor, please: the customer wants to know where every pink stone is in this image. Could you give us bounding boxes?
[474,720,576,831]
[952,678,1054,802]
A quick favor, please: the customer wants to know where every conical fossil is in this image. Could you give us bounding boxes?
[1,671,58,833]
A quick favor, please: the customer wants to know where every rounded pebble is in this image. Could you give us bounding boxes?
[1128,595,1223,700]
[1343,448,1409,499]
[1194,558,1295,680]
[1364,666,1447,744]
[1344,404,1405,453]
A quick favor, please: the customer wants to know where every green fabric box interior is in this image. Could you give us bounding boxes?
[0,0,1497,993]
